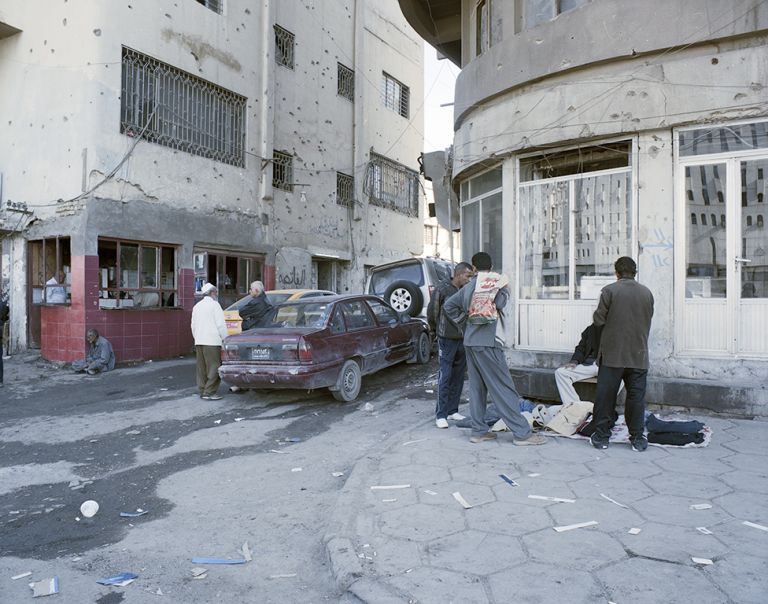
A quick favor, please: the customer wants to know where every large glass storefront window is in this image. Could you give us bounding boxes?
[460,166,503,269]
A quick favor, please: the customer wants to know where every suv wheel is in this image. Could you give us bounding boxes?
[384,280,423,317]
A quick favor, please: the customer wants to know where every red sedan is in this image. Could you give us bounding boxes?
[218,295,431,401]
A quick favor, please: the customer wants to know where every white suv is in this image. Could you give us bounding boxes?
[365,257,455,318]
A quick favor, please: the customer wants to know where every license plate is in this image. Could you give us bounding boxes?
[250,347,271,360]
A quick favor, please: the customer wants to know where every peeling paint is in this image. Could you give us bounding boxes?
[161,29,242,72]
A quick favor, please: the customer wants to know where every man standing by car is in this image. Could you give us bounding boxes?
[589,256,654,452]
[444,252,547,446]
[191,283,229,400]
[240,280,273,331]
[428,262,474,429]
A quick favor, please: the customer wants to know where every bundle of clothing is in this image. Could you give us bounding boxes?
[645,413,706,445]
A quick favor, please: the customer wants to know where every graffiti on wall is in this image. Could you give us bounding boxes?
[278,267,307,288]
[641,227,673,268]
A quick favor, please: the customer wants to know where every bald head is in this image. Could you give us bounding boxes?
[250,281,265,296]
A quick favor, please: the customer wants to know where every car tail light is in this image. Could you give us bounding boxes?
[222,343,239,361]
[298,338,313,362]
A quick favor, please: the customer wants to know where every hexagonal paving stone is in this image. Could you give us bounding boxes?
[377,452,414,471]
[376,464,451,488]
[365,536,422,576]
[416,487,455,506]
[567,476,654,502]
[713,491,768,524]
[721,438,768,456]
[633,495,734,527]
[466,500,552,537]
[643,471,733,499]
[598,557,726,604]
[548,498,644,533]
[523,527,626,570]
[424,529,525,575]
[586,455,663,479]
[653,454,733,476]
[388,566,490,603]
[366,486,418,510]
[538,437,608,463]
[721,452,768,473]
[450,461,524,487]
[445,481,496,508]
[720,470,768,494]
[488,562,605,602]
[703,553,767,603]
[616,522,729,564]
[712,519,768,559]
[380,503,466,542]
[494,478,577,507]
[410,447,478,468]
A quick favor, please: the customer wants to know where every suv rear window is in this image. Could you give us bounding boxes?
[369,262,425,295]
[429,260,453,284]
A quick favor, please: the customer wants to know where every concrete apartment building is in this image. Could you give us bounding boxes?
[0,0,424,363]
[399,0,768,415]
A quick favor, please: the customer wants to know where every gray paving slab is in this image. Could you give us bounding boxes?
[424,529,526,575]
[487,562,606,603]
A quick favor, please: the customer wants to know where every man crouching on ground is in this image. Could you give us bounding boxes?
[72,329,115,375]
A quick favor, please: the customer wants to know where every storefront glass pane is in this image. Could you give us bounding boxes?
[120,244,139,289]
[679,121,768,157]
[482,192,503,270]
[469,167,502,198]
[741,158,768,298]
[462,202,480,264]
[141,247,158,288]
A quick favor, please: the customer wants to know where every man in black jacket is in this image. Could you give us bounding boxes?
[427,262,474,429]
[0,293,8,386]
[240,281,273,331]
[554,324,601,404]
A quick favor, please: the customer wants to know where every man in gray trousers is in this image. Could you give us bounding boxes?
[443,252,547,446]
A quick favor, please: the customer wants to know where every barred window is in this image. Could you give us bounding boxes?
[337,172,354,207]
[274,25,295,69]
[337,63,354,102]
[273,151,293,191]
[424,225,436,246]
[195,0,222,14]
[382,72,409,118]
[120,47,246,167]
[365,152,419,216]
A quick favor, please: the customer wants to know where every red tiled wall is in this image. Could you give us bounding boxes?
[263,263,276,290]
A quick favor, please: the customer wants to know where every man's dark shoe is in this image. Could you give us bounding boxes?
[590,433,609,449]
[631,435,648,452]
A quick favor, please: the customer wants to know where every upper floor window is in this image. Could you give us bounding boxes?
[476,0,491,56]
[195,0,222,14]
[382,73,409,119]
[274,25,295,69]
[337,62,355,102]
[120,47,246,167]
[365,152,419,217]
[336,172,354,207]
[273,151,294,191]
[523,0,591,30]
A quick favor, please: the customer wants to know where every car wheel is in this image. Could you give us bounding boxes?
[415,331,431,364]
[332,359,362,402]
[384,280,423,317]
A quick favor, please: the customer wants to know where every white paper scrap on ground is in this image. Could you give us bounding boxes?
[242,542,252,562]
[529,495,575,503]
[743,521,768,532]
[12,571,32,580]
[424,490,438,496]
[214,420,222,425]
[628,528,642,535]
[382,498,397,503]
[600,493,629,508]
[553,521,598,532]
[690,503,712,510]
[269,449,287,454]
[234,417,244,422]
[528,473,541,477]
[29,577,59,597]
[291,467,302,472]
[452,492,473,509]
[402,438,428,446]
[370,484,410,490]
[697,527,714,535]
[80,500,99,518]
[269,574,297,579]
[332,472,344,477]
[425,389,434,394]
[692,557,713,565]
[191,567,208,579]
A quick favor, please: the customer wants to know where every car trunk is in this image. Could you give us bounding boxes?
[223,328,319,363]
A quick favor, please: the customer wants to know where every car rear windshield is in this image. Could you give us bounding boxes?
[262,302,331,328]
[369,262,425,294]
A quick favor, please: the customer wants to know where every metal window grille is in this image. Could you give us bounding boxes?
[337,63,354,102]
[381,72,409,118]
[336,172,354,207]
[274,25,295,69]
[365,152,420,217]
[195,0,223,14]
[272,151,293,191]
[120,47,246,167]
[424,225,435,246]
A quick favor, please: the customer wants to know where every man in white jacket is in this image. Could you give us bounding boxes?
[191,283,229,400]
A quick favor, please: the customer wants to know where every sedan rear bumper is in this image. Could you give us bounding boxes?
[218,361,342,391]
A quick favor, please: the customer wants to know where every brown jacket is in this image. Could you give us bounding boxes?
[593,278,654,369]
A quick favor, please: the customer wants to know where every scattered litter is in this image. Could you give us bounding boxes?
[402,438,428,447]
[125,430,141,436]
[29,577,59,597]
[153,588,164,595]
[283,437,301,443]
[370,484,410,490]
[528,495,575,503]
[234,417,244,422]
[425,389,434,394]
[382,498,397,503]
[291,467,303,472]
[692,557,713,565]
[191,567,208,579]
[363,403,375,412]
[72,557,82,562]
[600,493,629,509]
[120,509,147,518]
[404,568,413,574]
[80,500,99,518]
[11,571,32,580]
[696,527,713,535]
[191,557,247,565]
[68,480,79,488]
[452,492,473,509]
[242,542,252,562]
[423,490,438,496]
[743,520,768,532]
[628,528,642,535]
[213,420,222,425]
[269,574,297,579]
[553,521,599,532]
[332,472,344,477]
[96,572,138,587]
[499,474,519,487]
[527,473,541,477]
[269,449,287,454]
[690,503,712,510]
[160,388,169,391]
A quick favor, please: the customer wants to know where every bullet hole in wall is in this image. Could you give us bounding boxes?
[711,58,719,65]
[93,29,102,36]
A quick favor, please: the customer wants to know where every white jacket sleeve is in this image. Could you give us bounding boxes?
[215,304,228,342]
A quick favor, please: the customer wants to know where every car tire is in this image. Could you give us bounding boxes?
[384,280,423,317]
[332,359,362,402]
[415,331,431,364]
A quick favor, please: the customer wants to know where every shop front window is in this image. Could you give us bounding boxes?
[29,237,71,305]
[460,166,503,269]
[193,250,264,309]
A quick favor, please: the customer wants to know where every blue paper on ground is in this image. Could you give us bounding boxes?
[96,572,138,586]
[120,510,148,517]
[499,474,519,487]
[191,557,247,565]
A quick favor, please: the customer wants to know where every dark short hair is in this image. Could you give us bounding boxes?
[615,256,637,277]
[87,328,99,338]
[471,252,493,271]
[454,262,474,276]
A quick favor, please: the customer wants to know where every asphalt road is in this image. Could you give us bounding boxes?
[0,355,438,603]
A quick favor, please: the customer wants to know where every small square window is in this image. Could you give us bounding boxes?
[273,151,293,191]
[195,0,222,14]
[274,25,295,69]
[336,172,354,207]
[337,63,355,102]
[382,72,409,118]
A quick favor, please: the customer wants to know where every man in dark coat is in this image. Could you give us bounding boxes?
[240,281,273,331]
[589,257,654,452]
[0,293,7,386]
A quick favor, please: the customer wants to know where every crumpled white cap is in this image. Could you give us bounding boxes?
[200,282,216,295]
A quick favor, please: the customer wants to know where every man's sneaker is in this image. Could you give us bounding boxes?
[631,436,649,452]
[469,431,497,444]
[514,433,547,446]
[435,418,449,429]
[590,433,609,449]
[201,395,211,400]
[207,394,223,401]
[447,412,466,421]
